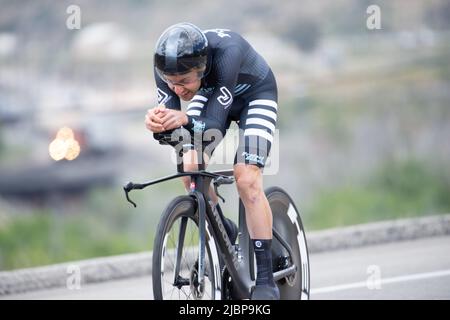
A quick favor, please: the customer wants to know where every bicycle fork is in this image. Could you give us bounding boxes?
[194,189,207,297]
[169,190,207,298]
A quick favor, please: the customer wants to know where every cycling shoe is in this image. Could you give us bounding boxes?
[251,283,280,300]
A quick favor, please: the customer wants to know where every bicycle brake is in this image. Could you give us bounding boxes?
[213,183,226,203]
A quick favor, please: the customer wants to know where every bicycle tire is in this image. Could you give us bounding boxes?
[266,186,310,300]
[152,195,221,300]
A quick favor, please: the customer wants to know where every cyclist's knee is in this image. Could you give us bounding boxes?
[234,165,263,204]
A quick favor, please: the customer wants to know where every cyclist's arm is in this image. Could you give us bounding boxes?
[183,45,242,137]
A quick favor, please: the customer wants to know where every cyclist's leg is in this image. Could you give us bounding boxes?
[235,69,278,238]
[180,117,238,244]
[181,149,218,203]
[234,70,280,300]
[234,164,272,238]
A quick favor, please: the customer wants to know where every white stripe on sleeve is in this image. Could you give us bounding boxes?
[192,95,208,102]
[187,110,202,116]
[187,102,204,109]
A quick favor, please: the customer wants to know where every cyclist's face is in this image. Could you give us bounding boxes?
[163,70,202,101]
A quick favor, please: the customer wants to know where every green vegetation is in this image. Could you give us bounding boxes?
[0,180,185,271]
[0,209,138,270]
[305,159,450,230]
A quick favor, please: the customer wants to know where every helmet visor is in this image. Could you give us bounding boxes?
[156,65,206,86]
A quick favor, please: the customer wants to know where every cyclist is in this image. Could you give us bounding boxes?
[145,23,279,300]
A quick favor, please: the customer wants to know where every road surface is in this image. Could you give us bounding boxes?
[3,235,450,300]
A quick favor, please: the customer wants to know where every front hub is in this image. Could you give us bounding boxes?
[190,261,205,299]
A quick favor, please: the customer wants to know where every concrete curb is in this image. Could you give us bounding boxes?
[1,214,449,296]
[307,214,450,253]
[0,252,152,296]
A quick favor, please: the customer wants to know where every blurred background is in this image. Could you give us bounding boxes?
[0,0,449,271]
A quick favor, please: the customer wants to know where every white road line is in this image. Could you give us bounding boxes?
[311,269,450,294]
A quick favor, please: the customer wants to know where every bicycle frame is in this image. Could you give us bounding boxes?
[124,148,297,300]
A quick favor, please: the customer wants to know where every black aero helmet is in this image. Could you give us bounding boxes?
[154,23,208,77]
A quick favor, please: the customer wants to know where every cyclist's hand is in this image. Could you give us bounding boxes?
[145,107,167,133]
[160,109,188,131]
[154,105,168,116]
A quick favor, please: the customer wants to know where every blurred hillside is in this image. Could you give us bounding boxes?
[0,0,450,269]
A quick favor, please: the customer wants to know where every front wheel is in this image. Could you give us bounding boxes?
[266,186,310,300]
[152,196,222,300]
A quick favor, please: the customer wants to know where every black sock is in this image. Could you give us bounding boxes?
[252,239,274,286]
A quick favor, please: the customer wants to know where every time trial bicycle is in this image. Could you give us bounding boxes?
[123,131,310,300]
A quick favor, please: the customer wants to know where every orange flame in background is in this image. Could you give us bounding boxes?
[49,127,81,161]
